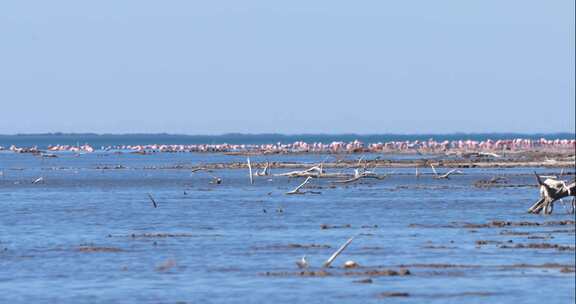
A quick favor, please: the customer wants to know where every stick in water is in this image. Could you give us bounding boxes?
[430,164,438,177]
[147,193,158,208]
[286,176,312,195]
[323,236,355,268]
[247,157,254,184]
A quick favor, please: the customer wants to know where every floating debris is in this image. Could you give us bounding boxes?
[343,260,359,269]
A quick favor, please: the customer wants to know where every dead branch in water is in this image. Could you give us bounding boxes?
[431,165,463,179]
[528,172,575,215]
[275,165,325,178]
[286,176,313,195]
[331,156,387,184]
[333,169,386,184]
[255,162,270,176]
[147,193,158,208]
[247,157,254,184]
[323,236,355,268]
[275,164,347,179]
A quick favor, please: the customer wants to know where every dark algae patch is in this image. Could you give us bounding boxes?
[378,292,410,298]
[262,268,411,278]
[499,243,575,251]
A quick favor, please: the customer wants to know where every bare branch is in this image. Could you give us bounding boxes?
[323,236,354,268]
[430,164,438,177]
[528,173,576,215]
[247,157,254,184]
[286,176,313,195]
[437,169,463,179]
[147,193,158,208]
[533,171,544,186]
[256,162,270,176]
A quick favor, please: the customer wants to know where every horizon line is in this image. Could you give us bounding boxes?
[1,132,574,137]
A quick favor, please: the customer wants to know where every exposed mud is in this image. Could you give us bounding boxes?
[76,246,124,253]
[499,243,575,251]
[377,292,410,298]
[410,220,575,229]
[251,244,331,250]
[320,224,352,229]
[262,268,411,278]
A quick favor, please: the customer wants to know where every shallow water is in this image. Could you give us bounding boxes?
[1,152,574,303]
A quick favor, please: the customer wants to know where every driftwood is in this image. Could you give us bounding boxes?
[255,162,270,176]
[275,165,325,178]
[333,169,386,184]
[276,166,347,179]
[460,152,501,159]
[286,177,313,195]
[431,165,463,179]
[528,172,575,215]
[147,193,158,208]
[332,157,386,184]
[247,157,254,184]
[323,236,354,268]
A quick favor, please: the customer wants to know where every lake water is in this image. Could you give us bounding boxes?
[0,150,574,303]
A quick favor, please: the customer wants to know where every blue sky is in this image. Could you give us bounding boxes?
[0,1,574,134]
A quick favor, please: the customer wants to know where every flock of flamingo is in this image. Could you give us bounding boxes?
[1,138,574,154]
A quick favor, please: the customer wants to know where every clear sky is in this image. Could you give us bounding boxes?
[0,1,574,134]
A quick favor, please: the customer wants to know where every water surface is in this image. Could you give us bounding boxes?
[1,151,574,303]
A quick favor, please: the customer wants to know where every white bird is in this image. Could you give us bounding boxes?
[296,255,309,269]
[32,177,44,184]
